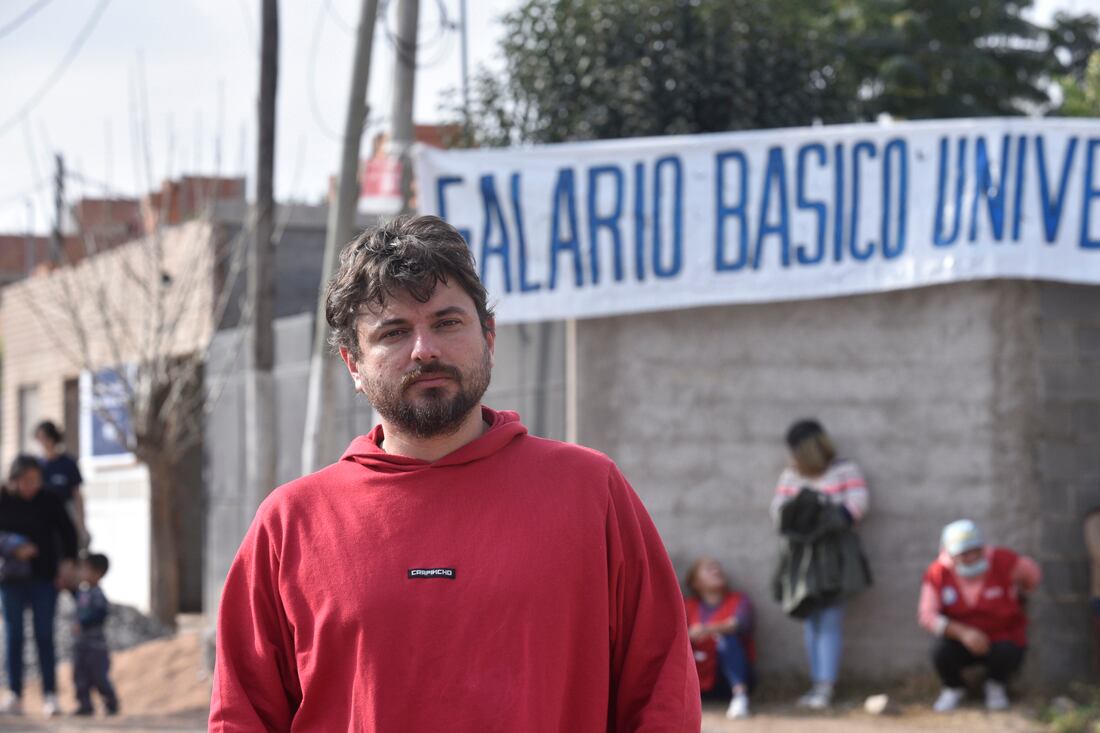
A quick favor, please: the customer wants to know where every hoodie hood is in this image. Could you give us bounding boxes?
[340,406,528,472]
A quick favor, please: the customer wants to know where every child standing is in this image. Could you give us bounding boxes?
[71,553,119,716]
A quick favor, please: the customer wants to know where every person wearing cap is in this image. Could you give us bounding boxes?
[918,520,1041,713]
[770,419,870,710]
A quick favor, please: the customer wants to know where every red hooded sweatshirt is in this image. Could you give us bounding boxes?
[209,408,700,732]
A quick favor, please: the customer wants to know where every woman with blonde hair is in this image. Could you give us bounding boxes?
[771,419,870,710]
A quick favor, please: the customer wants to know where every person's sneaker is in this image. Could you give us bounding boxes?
[0,691,21,715]
[932,686,966,713]
[984,680,1009,711]
[42,694,61,718]
[72,707,94,717]
[796,683,833,710]
[726,692,750,719]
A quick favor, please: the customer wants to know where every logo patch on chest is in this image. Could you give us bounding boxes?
[407,568,456,580]
[941,586,958,606]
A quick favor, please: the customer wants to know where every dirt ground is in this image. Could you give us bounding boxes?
[0,632,209,732]
[0,633,1052,732]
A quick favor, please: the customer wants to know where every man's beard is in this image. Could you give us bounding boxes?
[363,344,492,440]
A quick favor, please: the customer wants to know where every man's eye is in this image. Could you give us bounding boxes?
[382,329,406,339]
[437,319,461,328]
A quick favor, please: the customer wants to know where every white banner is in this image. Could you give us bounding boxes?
[416,118,1100,324]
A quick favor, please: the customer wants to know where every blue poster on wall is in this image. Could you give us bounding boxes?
[90,368,133,458]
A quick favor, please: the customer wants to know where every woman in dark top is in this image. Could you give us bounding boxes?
[0,454,78,718]
[35,420,87,549]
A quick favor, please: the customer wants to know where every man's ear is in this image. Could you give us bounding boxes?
[339,346,365,393]
[485,317,496,368]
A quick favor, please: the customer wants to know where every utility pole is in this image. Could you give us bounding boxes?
[301,0,381,474]
[24,199,35,274]
[459,0,469,136]
[244,0,278,514]
[51,153,64,263]
[390,0,419,214]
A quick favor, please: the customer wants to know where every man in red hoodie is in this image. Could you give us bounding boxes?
[209,215,701,732]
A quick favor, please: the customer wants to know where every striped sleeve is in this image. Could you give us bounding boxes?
[831,460,869,522]
[769,468,800,523]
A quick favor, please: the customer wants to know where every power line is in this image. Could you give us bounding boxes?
[333,0,458,71]
[0,0,55,41]
[0,179,48,208]
[308,0,345,141]
[0,0,111,138]
[64,170,133,199]
[380,0,457,70]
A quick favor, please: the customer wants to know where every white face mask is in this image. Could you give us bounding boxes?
[955,557,989,578]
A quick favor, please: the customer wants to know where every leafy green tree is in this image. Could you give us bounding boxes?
[837,1,1099,119]
[457,0,852,146]
[454,0,1100,147]
[1058,50,1100,117]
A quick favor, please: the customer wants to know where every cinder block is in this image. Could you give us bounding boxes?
[1041,560,1091,600]
[1039,321,1077,358]
[1040,284,1100,321]
[1040,482,1074,515]
[1041,363,1097,401]
[1079,326,1100,358]
[1075,483,1100,516]
[1041,517,1086,559]
[1040,441,1090,481]
[1034,637,1093,689]
[1073,403,1100,438]
[1033,598,1091,641]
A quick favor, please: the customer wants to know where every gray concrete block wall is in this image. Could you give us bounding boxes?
[574,281,1059,685]
[1030,283,1100,686]
[484,322,566,440]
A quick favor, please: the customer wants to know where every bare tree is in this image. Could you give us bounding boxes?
[14,193,238,625]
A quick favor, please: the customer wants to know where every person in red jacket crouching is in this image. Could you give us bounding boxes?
[685,557,756,720]
[918,520,1041,713]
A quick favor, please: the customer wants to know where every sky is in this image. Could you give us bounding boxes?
[0,0,516,232]
[0,0,1091,233]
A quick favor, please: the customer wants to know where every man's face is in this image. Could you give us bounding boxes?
[340,280,495,439]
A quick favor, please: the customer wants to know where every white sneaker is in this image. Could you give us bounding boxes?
[726,693,750,719]
[933,686,966,713]
[42,693,60,718]
[984,680,1009,711]
[797,684,833,710]
[0,690,22,715]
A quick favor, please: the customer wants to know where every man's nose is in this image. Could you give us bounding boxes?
[410,328,441,362]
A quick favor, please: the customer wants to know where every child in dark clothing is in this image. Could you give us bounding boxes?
[71,553,118,716]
